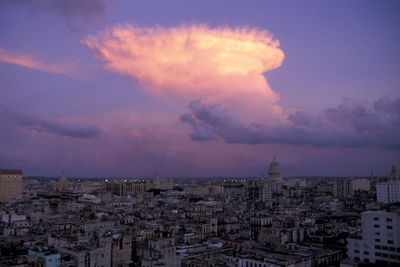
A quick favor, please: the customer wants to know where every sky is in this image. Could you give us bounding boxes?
[0,0,399,178]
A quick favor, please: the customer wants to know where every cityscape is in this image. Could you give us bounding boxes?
[1,1,400,267]
[0,162,400,266]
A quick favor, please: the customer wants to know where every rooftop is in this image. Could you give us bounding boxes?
[0,169,23,175]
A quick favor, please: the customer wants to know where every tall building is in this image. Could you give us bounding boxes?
[377,166,400,204]
[389,166,399,180]
[347,209,400,265]
[0,169,22,202]
[153,172,161,188]
[267,156,283,194]
[333,177,353,199]
[353,178,370,192]
[377,181,400,204]
[268,156,282,182]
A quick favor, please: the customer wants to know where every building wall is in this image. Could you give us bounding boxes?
[347,210,400,264]
[353,179,370,192]
[0,170,22,202]
[333,178,353,199]
[377,181,400,204]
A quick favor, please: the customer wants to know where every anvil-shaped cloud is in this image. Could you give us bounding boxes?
[83,24,285,123]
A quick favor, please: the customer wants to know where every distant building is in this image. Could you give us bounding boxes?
[267,156,283,194]
[353,178,370,192]
[150,173,174,190]
[377,181,400,204]
[377,166,400,204]
[389,166,399,180]
[0,169,22,202]
[268,156,282,182]
[52,170,72,192]
[105,179,147,196]
[347,209,400,265]
[333,177,353,199]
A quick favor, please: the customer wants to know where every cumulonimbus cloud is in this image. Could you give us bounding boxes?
[83,24,285,123]
[1,110,102,139]
[0,47,72,75]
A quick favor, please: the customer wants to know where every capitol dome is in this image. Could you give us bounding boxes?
[268,156,282,182]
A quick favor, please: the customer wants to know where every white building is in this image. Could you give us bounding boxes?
[352,178,370,192]
[347,210,400,265]
[377,181,400,204]
[377,165,400,204]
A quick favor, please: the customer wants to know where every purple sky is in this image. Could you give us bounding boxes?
[0,0,399,177]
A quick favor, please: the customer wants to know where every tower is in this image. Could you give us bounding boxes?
[153,172,161,189]
[389,165,398,180]
[268,156,282,182]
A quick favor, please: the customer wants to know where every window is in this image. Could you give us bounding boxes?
[364,251,369,255]
[374,217,379,221]
[382,246,388,250]
[388,240,393,244]
[390,255,396,259]
[375,252,381,256]
[389,247,395,252]
[354,250,359,253]
[386,225,392,229]
[374,224,380,228]
[386,218,392,222]
[382,253,388,258]
[375,232,380,235]
[375,239,381,242]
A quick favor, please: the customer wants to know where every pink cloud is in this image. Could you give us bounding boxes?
[0,47,75,76]
[83,24,286,123]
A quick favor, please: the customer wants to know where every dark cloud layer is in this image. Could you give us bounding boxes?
[8,0,110,32]
[181,96,400,149]
[1,110,101,139]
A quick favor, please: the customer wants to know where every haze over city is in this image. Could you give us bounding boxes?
[1,0,399,177]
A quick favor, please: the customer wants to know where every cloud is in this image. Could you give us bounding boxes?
[83,24,285,122]
[181,100,269,144]
[0,47,73,75]
[181,97,400,149]
[1,110,102,139]
[180,113,216,141]
[7,0,111,32]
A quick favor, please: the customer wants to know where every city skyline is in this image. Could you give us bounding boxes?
[1,0,399,177]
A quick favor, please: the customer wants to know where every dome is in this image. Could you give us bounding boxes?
[268,156,282,182]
